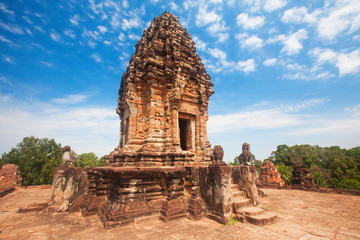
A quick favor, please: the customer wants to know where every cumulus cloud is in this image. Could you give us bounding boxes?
[169,2,179,12]
[337,49,360,75]
[207,48,255,73]
[236,13,265,29]
[263,58,278,66]
[64,29,76,39]
[271,29,308,55]
[122,16,141,30]
[236,33,263,49]
[281,6,320,24]
[193,36,207,51]
[196,8,221,27]
[264,0,287,12]
[317,0,360,40]
[309,47,360,76]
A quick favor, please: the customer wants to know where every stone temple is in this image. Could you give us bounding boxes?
[50,11,277,228]
[107,11,214,167]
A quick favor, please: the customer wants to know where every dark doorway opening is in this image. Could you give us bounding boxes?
[179,118,190,150]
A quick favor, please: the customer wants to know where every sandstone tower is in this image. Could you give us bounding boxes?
[108,11,214,167]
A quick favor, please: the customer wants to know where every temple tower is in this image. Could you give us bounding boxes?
[107,11,214,167]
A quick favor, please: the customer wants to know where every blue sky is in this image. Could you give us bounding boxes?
[0,0,360,162]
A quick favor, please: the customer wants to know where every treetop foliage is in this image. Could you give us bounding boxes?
[0,136,105,186]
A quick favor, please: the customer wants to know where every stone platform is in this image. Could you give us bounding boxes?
[1,187,359,239]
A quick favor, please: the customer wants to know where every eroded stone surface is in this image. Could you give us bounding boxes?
[238,143,252,166]
[291,165,317,189]
[259,161,285,187]
[0,164,22,188]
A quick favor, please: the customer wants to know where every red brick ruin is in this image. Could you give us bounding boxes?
[259,161,285,187]
[0,164,22,188]
[50,11,277,227]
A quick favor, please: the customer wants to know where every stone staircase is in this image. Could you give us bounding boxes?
[231,184,278,225]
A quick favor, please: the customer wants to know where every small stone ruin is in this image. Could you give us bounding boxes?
[0,164,22,188]
[50,11,277,227]
[259,161,285,187]
[291,165,317,189]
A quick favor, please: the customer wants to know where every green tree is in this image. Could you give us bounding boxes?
[75,152,105,167]
[276,164,293,185]
[0,136,62,186]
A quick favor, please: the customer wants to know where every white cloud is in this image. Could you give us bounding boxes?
[0,3,14,17]
[122,17,141,30]
[69,14,80,26]
[0,75,12,85]
[207,48,256,73]
[317,0,360,40]
[236,59,256,73]
[337,49,360,75]
[281,6,320,24]
[0,21,23,34]
[263,58,277,66]
[169,2,179,12]
[274,29,308,55]
[309,47,360,76]
[50,31,63,43]
[122,0,129,8]
[118,32,125,41]
[151,0,161,3]
[208,98,325,134]
[0,98,119,157]
[237,34,263,49]
[263,0,287,12]
[52,94,89,105]
[236,13,265,29]
[196,8,221,27]
[193,36,207,51]
[128,33,140,41]
[0,35,12,43]
[97,25,108,34]
[2,55,15,64]
[90,53,102,63]
[64,29,76,39]
[41,61,52,67]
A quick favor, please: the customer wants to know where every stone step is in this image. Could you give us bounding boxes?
[232,191,246,198]
[245,211,278,225]
[238,207,265,216]
[233,198,252,212]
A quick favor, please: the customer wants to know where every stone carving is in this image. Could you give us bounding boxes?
[259,161,285,187]
[211,145,224,163]
[238,143,252,166]
[62,146,76,166]
[0,164,22,188]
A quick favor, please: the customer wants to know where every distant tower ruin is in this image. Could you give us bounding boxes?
[108,11,214,167]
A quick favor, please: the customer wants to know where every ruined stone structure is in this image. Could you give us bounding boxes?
[291,165,317,189]
[106,11,214,167]
[50,11,277,227]
[238,143,252,166]
[259,161,285,187]
[0,164,22,188]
